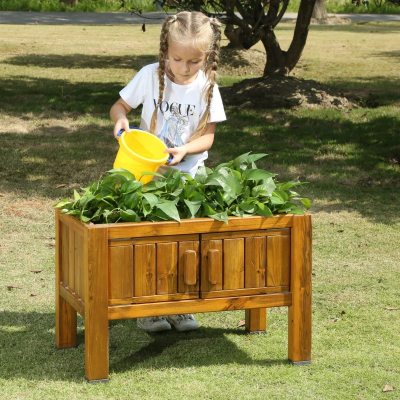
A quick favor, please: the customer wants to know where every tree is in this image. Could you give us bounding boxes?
[312,0,328,19]
[167,0,317,77]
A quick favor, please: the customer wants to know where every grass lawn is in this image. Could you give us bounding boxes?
[0,21,399,399]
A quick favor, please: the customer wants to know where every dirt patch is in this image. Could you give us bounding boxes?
[219,47,266,77]
[220,75,355,110]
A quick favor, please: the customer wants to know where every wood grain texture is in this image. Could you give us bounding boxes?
[134,244,156,297]
[288,215,312,363]
[108,293,292,320]
[55,211,77,348]
[267,235,291,287]
[245,236,267,288]
[107,215,294,240]
[178,241,200,293]
[108,246,134,299]
[223,238,244,290]
[201,240,223,292]
[245,308,267,333]
[84,226,109,381]
[156,242,178,295]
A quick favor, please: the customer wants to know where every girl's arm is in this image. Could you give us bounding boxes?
[166,122,216,166]
[110,98,133,140]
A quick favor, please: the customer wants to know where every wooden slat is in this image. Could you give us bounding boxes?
[108,293,292,320]
[201,240,223,292]
[202,228,290,241]
[156,242,178,295]
[178,241,200,293]
[108,246,134,299]
[201,286,289,299]
[245,309,267,333]
[108,292,199,306]
[109,234,199,247]
[223,238,244,290]
[84,225,109,381]
[60,283,85,316]
[61,222,69,287]
[288,215,312,364]
[68,227,75,292]
[74,231,84,300]
[134,244,156,297]
[245,236,266,288]
[55,211,77,349]
[59,212,85,236]
[183,250,197,286]
[267,235,291,287]
[107,215,294,240]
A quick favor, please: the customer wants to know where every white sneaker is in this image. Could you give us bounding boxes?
[137,317,171,332]
[167,314,199,332]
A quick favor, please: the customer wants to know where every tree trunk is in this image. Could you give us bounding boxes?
[224,24,244,48]
[262,0,316,77]
[312,0,329,19]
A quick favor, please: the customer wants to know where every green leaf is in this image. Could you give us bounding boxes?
[54,199,72,209]
[194,166,208,184]
[121,180,143,194]
[209,211,229,225]
[107,168,137,181]
[143,193,159,209]
[120,209,141,222]
[301,198,311,210]
[247,153,268,163]
[184,199,202,218]
[232,152,251,168]
[256,202,274,217]
[73,190,81,202]
[155,201,181,223]
[252,178,276,197]
[205,175,242,199]
[245,169,276,181]
[239,202,256,214]
[140,171,165,179]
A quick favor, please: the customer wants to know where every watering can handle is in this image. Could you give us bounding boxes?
[117,126,145,137]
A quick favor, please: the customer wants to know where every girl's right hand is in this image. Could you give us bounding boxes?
[113,118,130,140]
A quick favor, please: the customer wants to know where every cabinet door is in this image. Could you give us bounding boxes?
[108,235,199,305]
[200,229,290,298]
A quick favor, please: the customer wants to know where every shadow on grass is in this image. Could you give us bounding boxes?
[0,311,287,382]
[211,107,400,224]
[3,53,158,71]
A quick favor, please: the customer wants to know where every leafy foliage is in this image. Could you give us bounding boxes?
[55,153,310,224]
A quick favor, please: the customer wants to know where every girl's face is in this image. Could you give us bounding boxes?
[167,42,207,85]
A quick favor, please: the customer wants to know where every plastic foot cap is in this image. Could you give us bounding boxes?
[86,377,109,383]
[291,360,312,366]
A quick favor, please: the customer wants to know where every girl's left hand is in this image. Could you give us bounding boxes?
[165,147,187,166]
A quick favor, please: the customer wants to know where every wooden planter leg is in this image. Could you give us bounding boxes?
[245,308,267,334]
[84,227,109,383]
[56,295,77,348]
[55,211,77,348]
[288,215,312,365]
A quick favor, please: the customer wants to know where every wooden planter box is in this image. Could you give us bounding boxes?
[55,210,312,382]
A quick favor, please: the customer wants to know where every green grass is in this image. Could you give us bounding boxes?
[1,23,400,399]
[1,0,400,13]
[0,0,156,12]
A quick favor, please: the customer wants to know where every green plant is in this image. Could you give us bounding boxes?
[55,153,310,224]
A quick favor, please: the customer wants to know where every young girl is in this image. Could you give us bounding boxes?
[110,11,226,333]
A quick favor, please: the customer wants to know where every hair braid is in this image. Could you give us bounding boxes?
[149,16,176,134]
[188,18,222,143]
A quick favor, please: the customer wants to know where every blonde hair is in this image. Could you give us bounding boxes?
[149,11,222,142]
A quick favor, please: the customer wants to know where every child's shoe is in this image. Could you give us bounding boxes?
[137,316,171,332]
[167,314,199,332]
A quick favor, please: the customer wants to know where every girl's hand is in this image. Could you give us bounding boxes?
[113,118,130,140]
[165,147,187,166]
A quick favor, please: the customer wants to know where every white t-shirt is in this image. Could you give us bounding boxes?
[119,63,226,177]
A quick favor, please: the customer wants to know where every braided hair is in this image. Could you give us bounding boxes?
[149,11,222,142]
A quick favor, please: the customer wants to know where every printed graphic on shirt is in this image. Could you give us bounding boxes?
[158,103,189,148]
